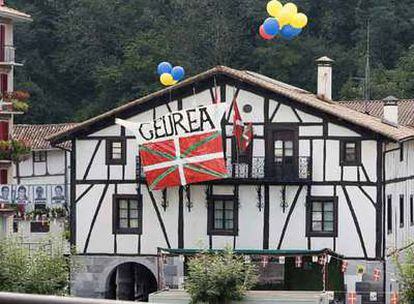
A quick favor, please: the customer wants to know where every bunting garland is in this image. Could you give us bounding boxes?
[295,256,302,268]
[348,292,357,304]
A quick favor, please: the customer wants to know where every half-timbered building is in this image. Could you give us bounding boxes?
[8,123,74,241]
[49,61,414,303]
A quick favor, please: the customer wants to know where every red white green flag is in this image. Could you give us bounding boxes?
[116,103,228,190]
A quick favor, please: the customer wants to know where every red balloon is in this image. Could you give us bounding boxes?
[259,25,274,40]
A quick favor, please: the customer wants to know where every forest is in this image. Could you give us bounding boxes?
[7,0,414,124]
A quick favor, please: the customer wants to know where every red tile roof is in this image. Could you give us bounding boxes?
[48,66,414,143]
[13,123,78,150]
[340,100,414,128]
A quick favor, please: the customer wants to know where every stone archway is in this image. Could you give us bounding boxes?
[105,262,158,302]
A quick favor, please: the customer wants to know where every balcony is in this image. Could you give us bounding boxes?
[226,156,312,182]
[0,45,16,66]
[136,156,312,184]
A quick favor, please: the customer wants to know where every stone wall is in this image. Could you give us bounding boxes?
[71,255,159,298]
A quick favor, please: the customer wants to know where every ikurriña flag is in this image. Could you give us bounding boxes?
[116,103,228,190]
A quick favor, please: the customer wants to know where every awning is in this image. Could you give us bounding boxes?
[158,248,343,258]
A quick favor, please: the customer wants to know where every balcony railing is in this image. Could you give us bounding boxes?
[136,156,312,183]
[0,45,15,64]
[227,156,311,181]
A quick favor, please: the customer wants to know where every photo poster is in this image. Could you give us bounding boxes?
[0,184,66,206]
[116,103,229,190]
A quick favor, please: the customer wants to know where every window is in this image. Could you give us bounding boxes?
[13,220,18,233]
[33,151,47,163]
[208,195,238,236]
[106,139,126,165]
[400,144,404,162]
[340,141,361,166]
[113,194,142,234]
[410,195,414,226]
[387,195,392,234]
[400,195,405,228]
[306,197,338,237]
[30,221,50,233]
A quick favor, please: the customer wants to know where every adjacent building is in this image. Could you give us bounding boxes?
[0,0,31,239]
[49,62,414,303]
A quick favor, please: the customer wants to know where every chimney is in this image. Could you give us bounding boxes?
[316,56,334,101]
[383,96,399,126]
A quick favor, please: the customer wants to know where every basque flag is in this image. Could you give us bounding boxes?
[140,131,228,190]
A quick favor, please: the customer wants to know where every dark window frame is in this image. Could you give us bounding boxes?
[33,151,47,163]
[400,144,404,162]
[207,195,238,236]
[306,196,338,238]
[30,221,50,233]
[106,138,126,165]
[400,194,405,228]
[340,140,361,166]
[387,195,392,234]
[112,194,142,235]
[410,195,414,226]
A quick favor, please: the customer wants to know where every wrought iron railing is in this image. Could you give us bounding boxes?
[227,156,312,181]
[0,45,15,63]
[136,156,312,182]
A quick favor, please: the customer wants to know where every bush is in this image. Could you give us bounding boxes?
[0,237,70,295]
[394,243,414,303]
[185,249,258,304]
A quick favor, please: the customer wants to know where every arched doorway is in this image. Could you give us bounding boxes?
[105,262,157,302]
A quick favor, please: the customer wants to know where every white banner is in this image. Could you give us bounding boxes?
[116,103,227,144]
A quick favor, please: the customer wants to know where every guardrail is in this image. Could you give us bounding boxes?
[0,45,15,63]
[0,292,150,304]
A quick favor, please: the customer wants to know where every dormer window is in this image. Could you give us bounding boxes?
[340,140,361,166]
[106,138,126,165]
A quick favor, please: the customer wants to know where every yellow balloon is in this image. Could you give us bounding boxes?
[277,6,295,26]
[160,73,174,86]
[284,2,298,15]
[291,13,308,28]
[266,0,283,18]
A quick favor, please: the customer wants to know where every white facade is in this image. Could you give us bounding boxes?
[50,67,414,303]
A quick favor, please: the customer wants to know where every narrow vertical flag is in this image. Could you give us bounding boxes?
[295,256,302,268]
[348,292,357,304]
[341,261,349,273]
[233,98,244,151]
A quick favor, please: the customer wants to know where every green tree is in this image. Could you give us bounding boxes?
[185,249,257,304]
[393,244,414,303]
[0,237,70,295]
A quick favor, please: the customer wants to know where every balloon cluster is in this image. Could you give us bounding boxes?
[260,1,308,41]
[157,62,185,86]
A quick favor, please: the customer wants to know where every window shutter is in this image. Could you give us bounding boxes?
[0,121,8,140]
[0,24,4,62]
[0,169,7,184]
[0,74,7,96]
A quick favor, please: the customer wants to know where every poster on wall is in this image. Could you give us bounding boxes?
[0,185,11,204]
[0,184,66,205]
[116,103,228,190]
[51,185,65,204]
[15,185,30,205]
[33,185,47,205]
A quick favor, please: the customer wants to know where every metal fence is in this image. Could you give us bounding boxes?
[0,292,149,304]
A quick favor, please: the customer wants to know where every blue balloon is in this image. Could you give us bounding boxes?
[262,18,280,36]
[280,25,302,39]
[157,62,173,76]
[171,66,185,81]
